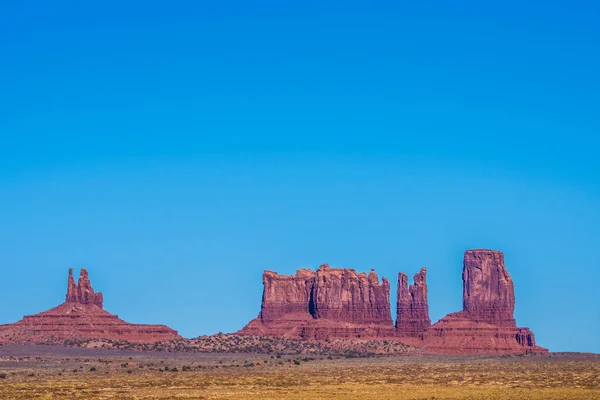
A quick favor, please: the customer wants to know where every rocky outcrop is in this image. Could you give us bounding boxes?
[238,264,396,339]
[0,269,180,344]
[65,268,104,308]
[423,250,546,354]
[260,269,315,322]
[396,268,431,338]
[462,250,514,324]
[312,265,393,324]
[65,268,78,303]
[77,268,104,308]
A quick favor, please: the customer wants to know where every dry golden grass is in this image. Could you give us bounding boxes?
[0,349,598,399]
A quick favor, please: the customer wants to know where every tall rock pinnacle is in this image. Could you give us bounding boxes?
[311,264,393,324]
[396,267,431,337]
[65,268,79,303]
[462,249,515,324]
[423,249,545,354]
[65,268,103,308]
[239,264,396,339]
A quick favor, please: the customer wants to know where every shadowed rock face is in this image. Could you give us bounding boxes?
[0,269,180,344]
[239,264,395,339]
[65,268,78,303]
[396,268,431,337]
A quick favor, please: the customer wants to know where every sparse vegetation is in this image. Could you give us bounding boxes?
[24,333,416,357]
[0,345,598,399]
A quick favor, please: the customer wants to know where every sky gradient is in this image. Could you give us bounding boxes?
[1,1,599,352]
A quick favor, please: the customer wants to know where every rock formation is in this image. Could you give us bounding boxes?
[238,264,396,339]
[239,254,545,353]
[64,268,104,308]
[259,269,315,322]
[396,268,431,338]
[75,268,104,308]
[312,265,393,324]
[462,250,515,324]
[423,249,546,354]
[65,268,79,303]
[0,269,180,344]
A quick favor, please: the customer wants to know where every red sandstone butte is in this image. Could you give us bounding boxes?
[423,249,546,354]
[238,264,396,339]
[0,268,180,344]
[396,267,431,338]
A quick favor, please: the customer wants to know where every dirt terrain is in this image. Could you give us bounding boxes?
[0,345,597,399]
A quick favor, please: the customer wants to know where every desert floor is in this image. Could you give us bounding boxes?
[0,345,598,399]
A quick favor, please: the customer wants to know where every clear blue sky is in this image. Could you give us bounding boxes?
[1,1,598,353]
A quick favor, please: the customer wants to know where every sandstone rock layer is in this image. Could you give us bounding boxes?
[0,269,180,344]
[396,268,431,338]
[463,250,515,324]
[239,264,396,339]
[240,251,546,354]
[423,250,546,354]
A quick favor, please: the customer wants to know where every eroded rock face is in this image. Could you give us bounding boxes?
[0,269,180,344]
[238,264,395,339]
[423,250,546,354]
[65,268,104,308]
[463,250,515,324]
[77,268,104,308]
[65,268,78,303]
[396,268,431,337]
[312,265,393,324]
[259,269,315,322]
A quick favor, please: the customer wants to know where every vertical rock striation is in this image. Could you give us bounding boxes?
[238,264,396,339]
[311,265,393,324]
[396,267,431,338]
[463,250,515,324]
[65,268,104,308]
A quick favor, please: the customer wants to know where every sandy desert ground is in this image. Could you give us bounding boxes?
[0,345,598,399]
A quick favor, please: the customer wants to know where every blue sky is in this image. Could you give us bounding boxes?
[0,1,598,352]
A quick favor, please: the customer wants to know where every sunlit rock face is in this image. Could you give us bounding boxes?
[396,267,431,338]
[0,269,180,344]
[423,250,546,354]
[239,264,396,339]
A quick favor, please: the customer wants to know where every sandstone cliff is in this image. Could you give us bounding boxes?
[423,249,546,354]
[65,268,104,308]
[463,250,515,324]
[312,265,393,324]
[239,251,546,354]
[396,267,431,337]
[239,264,395,339]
